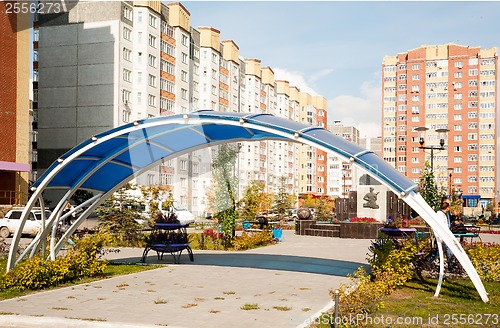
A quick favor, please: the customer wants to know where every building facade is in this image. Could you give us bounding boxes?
[326,121,360,199]
[35,1,328,214]
[382,44,497,204]
[0,3,30,205]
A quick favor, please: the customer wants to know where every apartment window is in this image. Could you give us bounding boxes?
[454,72,462,78]
[454,82,462,88]
[468,133,477,140]
[468,144,478,151]
[122,6,132,20]
[211,85,217,96]
[122,89,131,103]
[148,34,156,48]
[123,27,131,41]
[123,47,132,61]
[399,74,406,80]
[454,146,462,152]
[412,64,420,70]
[122,110,131,123]
[148,54,156,67]
[182,34,188,46]
[148,14,157,28]
[455,61,463,68]
[123,69,131,82]
[468,111,478,118]
[137,11,142,23]
[181,70,187,82]
[469,80,478,87]
[181,88,187,100]
[180,160,187,170]
[148,94,156,107]
[454,93,462,100]
[454,135,462,141]
[148,74,156,87]
[137,92,142,104]
[469,69,478,76]
[454,114,462,120]
[182,52,188,64]
[454,103,462,110]
[469,90,478,97]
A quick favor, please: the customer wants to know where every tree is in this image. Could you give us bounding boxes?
[418,161,445,211]
[271,177,294,220]
[314,196,333,221]
[207,144,240,248]
[238,180,266,221]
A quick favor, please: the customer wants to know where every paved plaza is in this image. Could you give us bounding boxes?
[0,230,372,328]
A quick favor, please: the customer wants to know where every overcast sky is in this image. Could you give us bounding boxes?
[183,1,500,138]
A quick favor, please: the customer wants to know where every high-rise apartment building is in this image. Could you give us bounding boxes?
[382,44,497,204]
[0,3,30,205]
[35,1,328,214]
[327,121,360,198]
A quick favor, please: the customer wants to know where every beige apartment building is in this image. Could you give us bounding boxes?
[382,43,497,206]
[34,1,328,214]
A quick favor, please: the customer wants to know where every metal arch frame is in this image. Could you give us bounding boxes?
[7,112,489,302]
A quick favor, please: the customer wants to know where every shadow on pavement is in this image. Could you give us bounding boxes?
[111,252,368,277]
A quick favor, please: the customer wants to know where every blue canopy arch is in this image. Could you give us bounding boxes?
[7,110,488,302]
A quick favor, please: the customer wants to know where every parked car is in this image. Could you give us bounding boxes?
[169,202,195,225]
[0,208,52,238]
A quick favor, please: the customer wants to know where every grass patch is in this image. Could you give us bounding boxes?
[364,278,500,327]
[182,303,198,308]
[314,278,500,328]
[241,303,260,310]
[302,307,311,312]
[154,298,168,304]
[209,309,220,314]
[223,291,235,295]
[66,317,106,322]
[273,305,292,311]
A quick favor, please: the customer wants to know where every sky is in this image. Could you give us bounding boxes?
[181,1,500,138]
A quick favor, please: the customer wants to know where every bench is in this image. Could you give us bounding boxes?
[454,225,481,243]
[142,243,193,264]
[141,223,194,264]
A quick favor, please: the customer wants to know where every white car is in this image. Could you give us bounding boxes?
[0,209,52,238]
[170,202,195,225]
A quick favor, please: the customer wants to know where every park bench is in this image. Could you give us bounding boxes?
[141,223,194,264]
[453,225,481,243]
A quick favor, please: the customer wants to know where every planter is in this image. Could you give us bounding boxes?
[272,228,283,241]
[340,222,384,239]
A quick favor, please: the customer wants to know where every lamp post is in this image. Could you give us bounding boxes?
[448,167,453,196]
[342,172,346,199]
[415,126,449,173]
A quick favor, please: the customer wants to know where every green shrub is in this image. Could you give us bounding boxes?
[368,234,418,288]
[464,242,500,282]
[98,209,146,247]
[233,230,275,250]
[0,233,110,292]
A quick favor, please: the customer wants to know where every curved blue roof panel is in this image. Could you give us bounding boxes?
[33,111,417,196]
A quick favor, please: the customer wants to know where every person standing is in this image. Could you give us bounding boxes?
[435,196,456,271]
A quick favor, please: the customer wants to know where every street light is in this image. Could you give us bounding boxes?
[415,126,449,173]
[448,167,453,196]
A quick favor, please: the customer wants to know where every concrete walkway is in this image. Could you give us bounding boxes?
[0,230,372,328]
